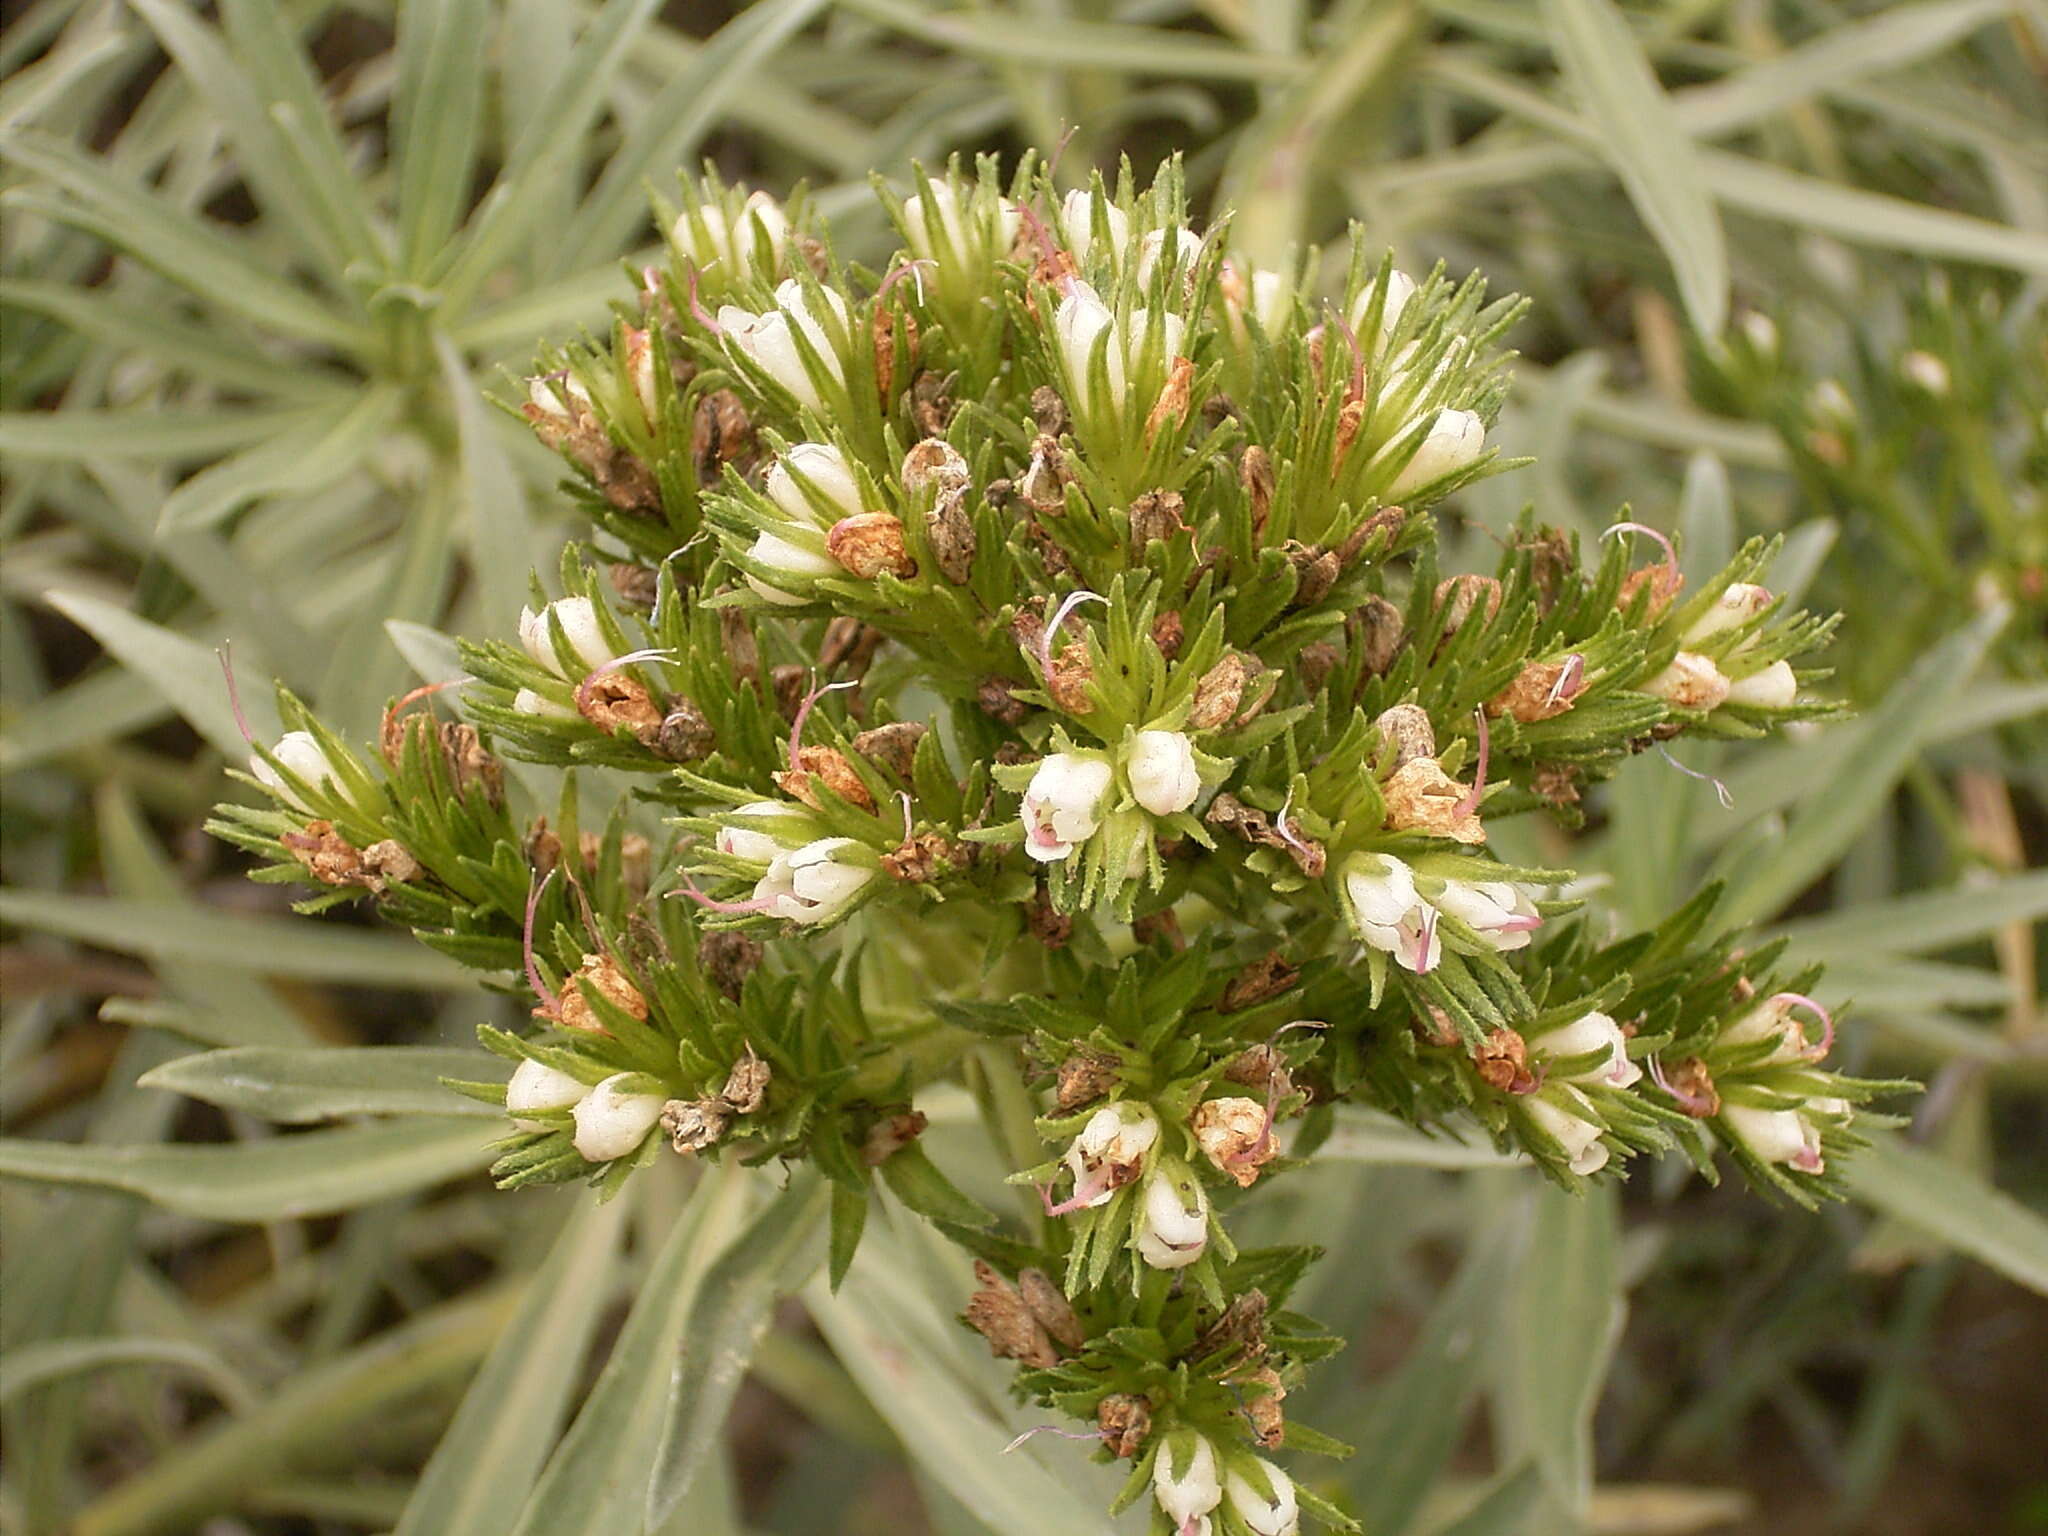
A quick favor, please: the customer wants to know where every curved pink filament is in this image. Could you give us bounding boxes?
[1768,991,1835,1059]
[1038,1163,1113,1218]
[683,264,722,336]
[216,643,255,745]
[1451,707,1490,820]
[523,871,559,1015]
[1001,1424,1109,1455]
[1224,1073,1285,1171]
[1412,908,1439,975]
[1034,589,1107,680]
[575,647,677,714]
[875,257,935,305]
[671,873,782,916]
[1510,1062,1547,1097]
[1012,198,1066,269]
[787,676,858,765]
[1601,520,1677,568]
[1647,1055,1714,1115]
[1654,744,1734,810]
[1546,652,1586,709]
[1326,305,1367,402]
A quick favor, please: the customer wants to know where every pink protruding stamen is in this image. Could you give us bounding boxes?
[575,647,676,714]
[1790,1143,1825,1174]
[1034,589,1107,679]
[683,265,722,336]
[875,258,935,305]
[1452,707,1490,821]
[1225,1072,1285,1171]
[217,643,255,745]
[670,873,783,915]
[1510,1062,1547,1097]
[787,676,858,765]
[1647,1055,1714,1115]
[1326,306,1367,402]
[1600,520,1677,568]
[1037,1164,1113,1218]
[524,871,559,1016]
[1655,744,1735,810]
[1013,199,1065,268]
[1180,1519,1201,1536]
[383,678,460,737]
[1412,908,1439,976]
[1001,1424,1109,1455]
[1045,124,1081,182]
[1768,991,1835,1059]
[1546,652,1586,709]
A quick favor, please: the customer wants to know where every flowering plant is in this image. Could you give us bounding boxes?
[209,156,1896,1533]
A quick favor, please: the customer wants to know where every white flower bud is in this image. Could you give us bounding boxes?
[1342,853,1439,973]
[1386,407,1486,499]
[743,530,840,606]
[1739,311,1778,354]
[1057,188,1130,267]
[1127,729,1201,816]
[718,281,848,412]
[764,443,864,525]
[1726,659,1797,709]
[526,373,593,420]
[1525,1088,1609,1176]
[519,597,617,676]
[1643,651,1732,711]
[1224,1458,1300,1536]
[1022,753,1113,862]
[1134,1165,1209,1269]
[1348,267,1416,342]
[1899,350,1949,396]
[1063,1102,1160,1207]
[571,1073,665,1162]
[1431,879,1540,953]
[1134,224,1204,287]
[506,1058,589,1132]
[902,184,1020,264]
[1054,282,1185,414]
[754,837,874,925]
[513,687,578,720]
[1538,1010,1641,1089]
[716,801,808,866]
[1722,1103,1824,1173]
[1153,1433,1222,1527]
[623,328,659,426]
[1685,582,1774,644]
[672,189,787,271]
[250,730,341,809]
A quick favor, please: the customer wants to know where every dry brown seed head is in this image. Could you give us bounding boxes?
[577,673,664,745]
[1488,659,1580,723]
[1240,445,1276,535]
[1143,356,1196,445]
[1244,1366,1288,1450]
[924,487,977,584]
[1670,1056,1722,1118]
[524,819,563,877]
[1533,761,1582,807]
[441,723,504,804]
[1047,642,1095,715]
[1284,541,1340,607]
[361,840,422,887]
[1474,1027,1535,1094]
[963,1261,1059,1369]
[1189,654,1250,731]
[859,1109,927,1166]
[554,953,647,1035]
[1193,1095,1276,1187]
[609,561,660,609]
[1618,560,1684,618]
[1223,1044,1295,1101]
[901,438,971,497]
[819,617,886,676]
[655,697,716,762]
[775,746,875,812]
[1055,1049,1119,1111]
[1436,573,1503,635]
[1128,489,1188,550]
[1373,703,1437,767]
[281,822,368,889]
[851,720,925,779]
[879,832,972,884]
[1150,609,1185,662]
[1024,883,1073,949]
[1029,384,1070,438]
[1220,951,1300,1013]
[661,1097,731,1154]
[1381,755,1486,844]
[1298,641,1340,694]
[1019,434,1068,514]
[976,676,1031,726]
[1017,1269,1086,1352]
[827,512,918,580]
[691,389,754,487]
[909,369,956,436]
[719,1046,772,1114]
[1354,595,1407,675]
[1097,1393,1153,1458]
[700,930,763,1002]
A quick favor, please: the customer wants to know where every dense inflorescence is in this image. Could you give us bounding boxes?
[210,157,1891,1534]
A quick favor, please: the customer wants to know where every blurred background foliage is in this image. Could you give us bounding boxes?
[1,1,2044,1533]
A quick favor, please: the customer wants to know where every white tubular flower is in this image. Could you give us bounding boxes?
[527,373,593,420]
[1685,582,1773,643]
[506,1059,589,1132]
[622,327,660,427]
[1058,188,1130,267]
[743,530,840,606]
[1525,1088,1610,1176]
[1022,753,1114,862]
[1127,730,1201,817]
[1154,1433,1223,1529]
[513,688,578,721]
[1432,879,1540,953]
[571,1074,666,1162]
[1643,651,1732,711]
[672,189,787,271]
[1342,853,1440,974]
[1134,1165,1209,1270]
[764,443,864,526]
[1721,995,1820,1063]
[1387,407,1486,499]
[1054,282,1185,414]
[754,837,874,925]
[902,183,1019,263]
[1899,349,1949,396]
[1727,659,1798,709]
[519,596,617,676]
[250,730,340,808]
[1722,1103,1824,1174]
[1224,1459,1301,1536]
[1220,261,1291,340]
[718,281,848,412]
[1349,267,1417,342]
[715,801,809,866]
[1134,224,1203,287]
[1063,1102,1160,1208]
[1539,1010,1642,1089]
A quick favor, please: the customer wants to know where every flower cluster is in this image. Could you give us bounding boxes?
[212,156,1885,1533]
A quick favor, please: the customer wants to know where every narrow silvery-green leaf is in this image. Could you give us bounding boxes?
[391,0,490,277]
[155,387,401,533]
[140,1047,504,1123]
[0,1118,494,1222]
[645,1173,828,1528]
[1543,0,1728,335]
[395,1195,625,1536]
[1844,1134,2048,1298]
[0,1336,259,1414]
